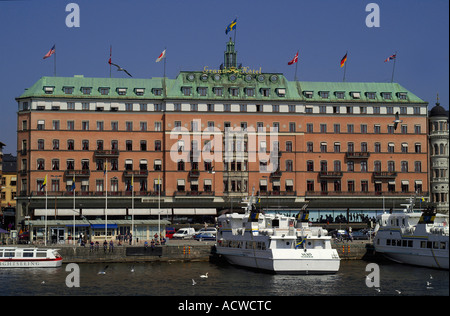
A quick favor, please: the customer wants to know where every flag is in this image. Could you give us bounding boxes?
[108,45,112,65]
[71,176,75,191]
[384,53,396,62]
[130,175,134,191]
[40,175,48,191]
[340,52,347,68]
[225,19,237,34]
[156,49,166,62]
[43,45,55,59]
[288,51,299,65]
[104,160,107,175]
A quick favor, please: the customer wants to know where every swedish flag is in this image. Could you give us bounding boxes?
[225,19,237,34]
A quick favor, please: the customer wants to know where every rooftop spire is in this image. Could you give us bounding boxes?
[224,38,237,69]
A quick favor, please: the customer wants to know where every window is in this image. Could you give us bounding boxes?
[374,125,381,134]
[230,88,239,96]
[336,91,345,99]
[224,104,231,112]
[154,103,164,111]
[381,92,392,100]
[334,124,340,134]
[361,180,369,192]
[347,142,354,152]
[190,104,198,111]
[374,161,381,172]
[214,87,223,97]
[53,140,59,150]
[288,105,296,113]
[289,122,296,132]
[374,142,381,153]
[140,140,147,151]
[401,161,408,173]
[333,106,340,113]
[198,87,207,96]
[154,140,161,151]
[177,160,185,171]
[82,140,89,151]
[347,161,354,172]
[207,104,214,112]
[306,123,314,133]
[320,142,327,153]
[182,87,191,96]
[67,140,74,151]
[334,160,341,172]
[415,143,422,153]
[152,88,162,96]
[272,104,279,112]
[99,88,109,95]
[347,124,354,133]
[367,92,376,99]
[52,120,60,130]
[319,105,326,113]
[286,141,293,152]
[348,180,355,192]
[306,142,313,153]
[140,122,147,131]
[97,121,104,131]
[37,139,44,150]
[361,142,368,152]
[319,91,329,98]
[126,121,133,131]
[388,125,395,134]
[361,124,367,134]
[97,140,104,150]
[320,124,327,133]
[414,161,422,172]
[245,88,255,97]
[307,161,314,172]
[261,88,269,97]
[388,161,395,172]
[360,161,367,172]
[81,87,91,95]
[126,140,133,151]
[37,159,45,170]
[388,143,395,153]
[401,125,408,134]
[414,125,421,134]
[373,106,380,114]
[285,160,293,172]
[174,103,181,111]
[334,143,341,153]
[307,180,314,192]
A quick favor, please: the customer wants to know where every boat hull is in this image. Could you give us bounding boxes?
[375,247,449,270]
[0,258,63,268]
[217,248,340,274]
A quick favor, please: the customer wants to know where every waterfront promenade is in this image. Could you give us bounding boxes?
[7,239,374,263]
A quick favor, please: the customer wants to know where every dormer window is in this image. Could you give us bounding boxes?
[351,92,361,99]
[81,87,92,95]
[366,92,376,99]
[335,91,345,99]
[303,91,313,99]
[276,88,286,97]
[381,92,392,100]
[43,86,54,94]
[63,87,74,94]
[397,92,407,100]
[319,91,329,98]
[116,88,127,95]
[152,88,162,96]
[134,88,145,96]
[99,87,110,95]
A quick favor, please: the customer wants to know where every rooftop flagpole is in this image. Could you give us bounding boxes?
[391,51,397,83]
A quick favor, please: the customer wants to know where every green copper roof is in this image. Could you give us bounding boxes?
[18,73,426,104]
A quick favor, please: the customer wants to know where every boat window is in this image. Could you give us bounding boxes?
[440,242,446,249]
[36,252,47,257]
[402,240,407,247]
[0,253,3,257]
[427,241,432,249]
[4,252,15,257]
[23,252,34,257]
[420,241,426,248]
[433,242,439,249]
[386,239,391,246]
[408,240,413,247]
[272,219,279,227]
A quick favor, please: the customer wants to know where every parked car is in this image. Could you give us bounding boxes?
[196,227,217,235]
[18,231,30,244]
[351,230,369,240]
[194,232,216,241]
[173,227,196,239]
[165,227,176,239]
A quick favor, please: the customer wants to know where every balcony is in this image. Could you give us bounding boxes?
[64,169,90,177]
[94,149,120,158]
[373,171,397,179]
[123,170,148,178]
[257,190,297,196]
[270,170,282,178]
[318,171,343,179]
[174,191,215,197]
[188,169,200,178]
[345,152,370,159]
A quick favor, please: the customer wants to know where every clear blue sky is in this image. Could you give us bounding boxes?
[0,0,448,153]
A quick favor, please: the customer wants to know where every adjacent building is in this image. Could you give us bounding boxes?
[15,40,433,242]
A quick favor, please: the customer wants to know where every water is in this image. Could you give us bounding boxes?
[0,260,448,296]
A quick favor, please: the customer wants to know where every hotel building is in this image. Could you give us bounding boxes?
[15,40,431,241]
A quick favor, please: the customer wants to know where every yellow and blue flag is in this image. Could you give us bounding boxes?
[71,175,76,191]
[225,19,237,34]
[40,175,48,191]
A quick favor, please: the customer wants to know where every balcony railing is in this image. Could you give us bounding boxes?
[123,170,149,177]
[188,169,200,178]
[270,170,282,178]
[94,149,120,158]
[29,190,165,197]
[64,169,90,177]
[345,152,370,159]
[372,172,397,179]
[173,191,215,197]
[318,171,343,179]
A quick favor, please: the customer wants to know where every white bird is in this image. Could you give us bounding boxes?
[393,111,403,130]
[41,281,45,284]
[426,281,432,286]
[395,289,401,294]
[130,265,135,273]
[109,62,133,77]
[192,279,197,286]
[98,265,109,275]
[375,288,381,293]
[429,274,433,280]
[200,272,208,278]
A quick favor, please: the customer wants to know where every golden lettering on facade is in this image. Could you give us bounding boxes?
[202,66,262,75]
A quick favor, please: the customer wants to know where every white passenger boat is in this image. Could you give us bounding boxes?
[374,197,449,270]
[0,247,63,268]
[216,195,340,274]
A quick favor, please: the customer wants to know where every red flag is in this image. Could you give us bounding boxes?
[156,49,166,62]
[43,45,55,59]
[288,51,299,65]
[108,45,112,65]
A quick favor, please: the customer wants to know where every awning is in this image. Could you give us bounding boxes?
[204,179,212,185]
[273,180,281,186]
[401,180,409,185]
[285,179,294,186]
[91,224,118,229]
[415,180,423,185]
[388,181,396,185]
[154,160,162,165]
[190,180,198,185]
[177,179,185,186]
[260,179,267,186]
